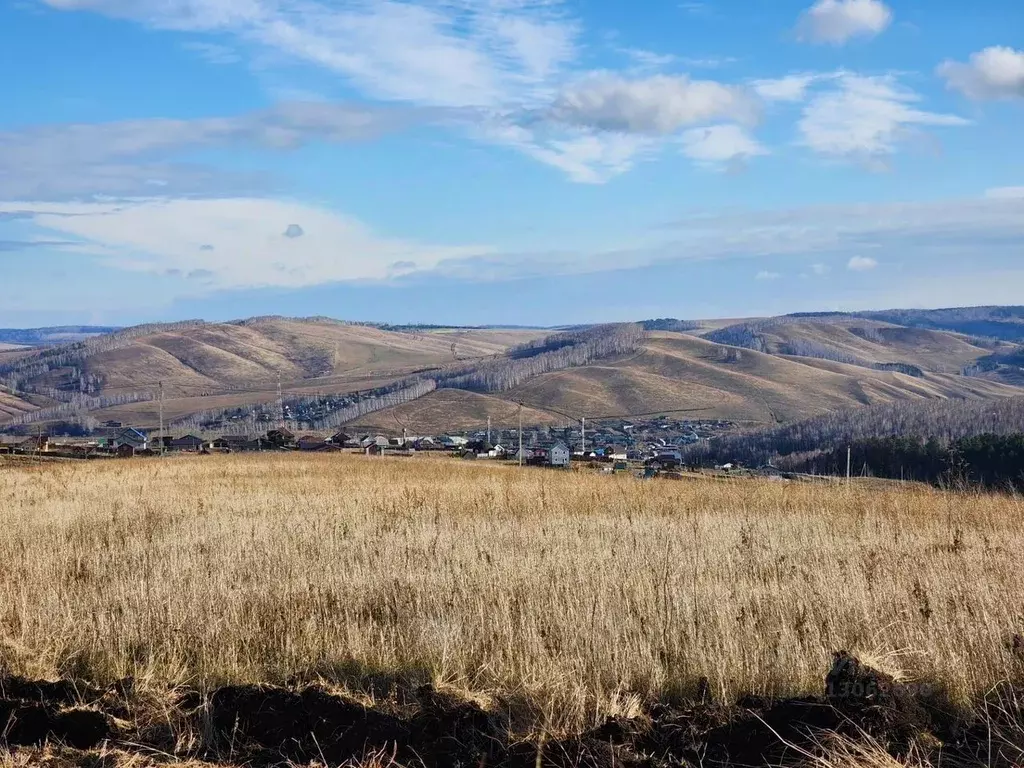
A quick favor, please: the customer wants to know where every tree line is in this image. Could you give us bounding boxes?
[793,434,1024,489]
[684,395,1024,471]
[435,324,645,393]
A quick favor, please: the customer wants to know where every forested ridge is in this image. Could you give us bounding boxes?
[686,395,1024,475]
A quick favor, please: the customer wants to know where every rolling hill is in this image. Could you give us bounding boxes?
[3,310,1024,432]
[3,318,545,396]
[502,331,1020,425]
[0,318,547,427]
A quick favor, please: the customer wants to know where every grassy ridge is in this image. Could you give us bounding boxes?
[1,454,1021,738]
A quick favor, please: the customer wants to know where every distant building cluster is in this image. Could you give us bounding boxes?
[1,416,733,473]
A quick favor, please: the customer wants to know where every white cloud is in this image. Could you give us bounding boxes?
[810,262,830,275]
[41,0,579,110]
[752,74,822,103]
[756,270,781,280]
[1,198,488,289]
[618,47,677,71]
[798,73,968,161]
[797,0,892,45]
[939,46,1024,101]
[679,124,768,165]
[847,255,878,271]
[0,103,423,200]
[986,186,1024,200]
[492,125,658,184]
[548,73,758,135]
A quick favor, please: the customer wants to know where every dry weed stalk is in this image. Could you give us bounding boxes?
[1,454,1022,734]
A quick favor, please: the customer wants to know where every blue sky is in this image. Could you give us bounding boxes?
[1,0,1022,327]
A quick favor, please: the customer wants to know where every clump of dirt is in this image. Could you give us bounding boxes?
[0,699,112,749]
[3,656,1023,767]
[825,650,931,754]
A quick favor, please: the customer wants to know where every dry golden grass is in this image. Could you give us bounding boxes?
[1,454,1022,735]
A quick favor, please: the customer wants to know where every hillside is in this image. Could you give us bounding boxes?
[4,319,546,398]
[350,389,564,434]
[705,317,1004,372]
[4,311,1024,432]
[506,332,1021,424]
[0,389,37,422]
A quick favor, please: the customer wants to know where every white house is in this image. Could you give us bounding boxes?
[549,442,571,468]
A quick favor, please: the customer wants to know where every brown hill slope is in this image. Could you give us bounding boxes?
[350,389,563,434]
[20,320,544,399]
[505,332,1022,425]
[0,390,37,424]
[709,317,1000,373]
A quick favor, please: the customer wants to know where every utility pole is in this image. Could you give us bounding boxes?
[158,381,165,458]
[487,416,491,447]
[277,374,284,429]
[846,445,852,484]
[518,403,523,467]
[581,416,586,454]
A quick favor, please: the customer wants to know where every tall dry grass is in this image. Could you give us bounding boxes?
[0,454,1022,732]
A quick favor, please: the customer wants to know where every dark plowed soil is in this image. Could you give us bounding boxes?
[2,653,1022,767]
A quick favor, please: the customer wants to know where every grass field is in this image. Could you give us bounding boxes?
[1,453,1021,743]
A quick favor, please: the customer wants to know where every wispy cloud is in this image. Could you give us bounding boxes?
[939,46,1024,101]
[752,73,823,103]
[42,0,580,109]
[679,124,768,166]
[986,186,1024,200]
[798,73,968,163]
[0,102,429,200]
[2,197,489,288]
[756,270,781,280]
[847,255,878,271]
[796,0,893,45]
[7,195,1024,294]
[182,40,242,65]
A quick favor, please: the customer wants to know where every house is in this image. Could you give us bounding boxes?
[210,435,249,452]
[549,442,571,468]
[266,428,296,448]
[113,428,148,451]
[360,435,390,450]
[297,435,328,452]
[328,431,351,446]
[169,434,205,452]
[653,450,683,469]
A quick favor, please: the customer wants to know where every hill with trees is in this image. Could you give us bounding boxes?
[3,309,1024,433]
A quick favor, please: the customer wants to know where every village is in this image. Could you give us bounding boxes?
[0,416,739,474]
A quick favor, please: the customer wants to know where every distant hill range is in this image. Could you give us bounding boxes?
[0,326,121,347]
[1,306,1023,433]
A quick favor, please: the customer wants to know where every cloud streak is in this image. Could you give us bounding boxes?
[2,197,489,288]
[0,102,428,200]
[41,0,579,109]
